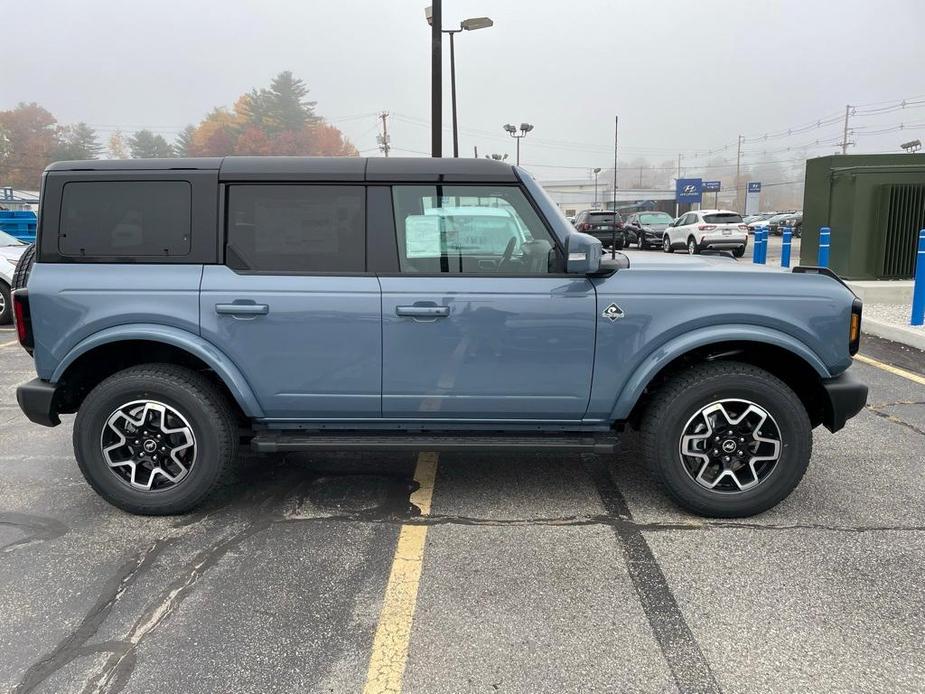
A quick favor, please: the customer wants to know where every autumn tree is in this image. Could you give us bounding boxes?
[128,129,175,158]
[185,71,356,157]
[108,130,129,158]
[0,103,59,188]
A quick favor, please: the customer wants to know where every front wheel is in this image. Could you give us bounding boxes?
[663,236,674,253]
[0,283,10,325]
[641,361,812,517]
[73,364,238,515]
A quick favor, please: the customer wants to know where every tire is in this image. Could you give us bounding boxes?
[733,246,746,258]
[687,237,700,255]
[640,361,812,518]
[11,243,36,291]
[638,237,647,250]
[662,236,674,253]
[73,364,238,515]
[0,282,10,325]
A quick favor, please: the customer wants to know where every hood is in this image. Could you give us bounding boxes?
[0,245,26,264]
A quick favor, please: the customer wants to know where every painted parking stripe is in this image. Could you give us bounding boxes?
[363,451,438,694]
[0,340,18,349]
[855,354,925,386]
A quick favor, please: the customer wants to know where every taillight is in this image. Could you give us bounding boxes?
[698,225,717,231]
[849,298,862,356]
[738,225,749,231]
[12,289,33,353]
[578,222,590,231]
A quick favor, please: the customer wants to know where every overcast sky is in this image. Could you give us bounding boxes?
[5,0,924,178]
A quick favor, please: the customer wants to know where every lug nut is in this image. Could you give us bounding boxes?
[723,455,731,463]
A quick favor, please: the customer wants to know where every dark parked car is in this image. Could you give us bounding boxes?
[573,209,625,249]
[624,211,675,249]
[770,212,802,237]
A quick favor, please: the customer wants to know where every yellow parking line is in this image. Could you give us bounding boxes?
[0,340,18,349]
[855,354,925,386]
[363,452,438,694]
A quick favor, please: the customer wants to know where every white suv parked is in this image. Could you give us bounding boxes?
[663,209,748,257]
[0,230,29,324]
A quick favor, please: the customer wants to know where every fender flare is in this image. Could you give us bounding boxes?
[51,323,264,418]
[609,324,832,420]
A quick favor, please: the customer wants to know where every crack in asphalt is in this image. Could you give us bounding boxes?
[0,512,69,553]
[865,403,925,437]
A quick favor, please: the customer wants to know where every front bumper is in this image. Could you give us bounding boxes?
[16,378,62,427]
[820,370,868,433]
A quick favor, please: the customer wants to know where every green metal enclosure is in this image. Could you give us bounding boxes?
[801,153,925,280]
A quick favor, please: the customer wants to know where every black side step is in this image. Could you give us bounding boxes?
[250,431,618,454]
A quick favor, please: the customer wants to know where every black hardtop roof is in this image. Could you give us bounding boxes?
[46,156,519,182]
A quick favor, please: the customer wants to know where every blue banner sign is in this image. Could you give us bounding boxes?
[703,180,721,192]
[747,182,761,193]
[676,178,703,203]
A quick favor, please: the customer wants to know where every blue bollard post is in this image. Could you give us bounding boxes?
[911,228,925,326]
[752,228,760,263]
[818,226,831,267]
[781,226,792,268]
[759,228,768,264]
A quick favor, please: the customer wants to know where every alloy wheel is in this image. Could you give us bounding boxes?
[678,399,782,492]
[100,400,197,491]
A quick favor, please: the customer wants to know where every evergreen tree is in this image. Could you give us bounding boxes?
[128,129,175,158]
[54,122,102,160]
[174,125,197,157]
[267,71,319,131]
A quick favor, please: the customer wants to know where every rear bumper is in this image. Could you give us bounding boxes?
[701,234,747,249]
[16,378,62,427]
[820,371,868,433]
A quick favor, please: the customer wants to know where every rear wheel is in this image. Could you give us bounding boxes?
[687,237,700,255]
[74,364,238,515]
[641,361,812,517]
[663,236,674,253]
[733,246,746,258]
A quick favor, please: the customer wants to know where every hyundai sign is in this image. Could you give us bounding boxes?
[703,180,721,192]
[675,178,703,203]
[745,181,761,216]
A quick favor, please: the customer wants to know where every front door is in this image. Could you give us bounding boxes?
[200,184,381,420]
[380,184,597,421]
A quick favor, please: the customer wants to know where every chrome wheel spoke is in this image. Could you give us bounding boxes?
[100,400,197,491]
[678,398,782,494]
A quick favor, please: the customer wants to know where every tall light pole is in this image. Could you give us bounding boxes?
[503,122,533,165]
[426,9,493,158]
[424,3,442,157]
[593,167,601,207]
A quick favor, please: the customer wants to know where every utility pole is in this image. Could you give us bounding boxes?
[377,111,390,157]
[430,0,442,157]
[612,115,618,212]
[675,152,682,217]
[473,145,478,158]
[841,104,851,155]
[735,134,743,213]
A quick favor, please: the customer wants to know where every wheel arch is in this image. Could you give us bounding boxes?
[51,324,263,419]
[613,327,832,429]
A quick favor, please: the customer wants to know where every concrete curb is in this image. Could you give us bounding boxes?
[862,317,925,351]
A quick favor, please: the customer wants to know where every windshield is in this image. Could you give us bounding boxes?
[0,230,25,246]
[639,212,673,224]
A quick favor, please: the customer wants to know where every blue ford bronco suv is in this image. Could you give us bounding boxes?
[12,156,867,517]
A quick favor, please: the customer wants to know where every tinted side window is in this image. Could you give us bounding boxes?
[226,185,365,273]
[392,185,557,274]
[59,181,191,257]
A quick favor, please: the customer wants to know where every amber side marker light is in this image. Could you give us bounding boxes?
[849,298,862,356]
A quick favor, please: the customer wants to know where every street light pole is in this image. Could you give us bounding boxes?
[448,30,459,157]
[429,1,442,157]
[593,167,601,207]
[503,123,533,165]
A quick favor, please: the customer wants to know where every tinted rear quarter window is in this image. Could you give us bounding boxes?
[59,181,191,257]
[588,212,622,224]
[226,185,365,273]
[703,213,743,224]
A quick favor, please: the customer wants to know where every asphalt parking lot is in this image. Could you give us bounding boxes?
[1,326,923,694]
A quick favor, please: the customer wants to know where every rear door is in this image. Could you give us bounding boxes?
[200,184,381,420]
[378,184,597,421]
